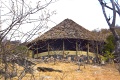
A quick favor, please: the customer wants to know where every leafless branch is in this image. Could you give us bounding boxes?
[0,0,56,79]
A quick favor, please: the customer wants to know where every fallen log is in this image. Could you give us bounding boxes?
[37,67,62,72]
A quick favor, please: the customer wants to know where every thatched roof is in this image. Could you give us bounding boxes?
[29,19,116,45]
[32,19,97,43]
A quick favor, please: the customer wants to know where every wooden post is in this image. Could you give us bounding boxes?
[31,48,34,58]
[76,40,78,56]
[87,41,89,63]
[95,41,99,64]
[37,45,39,58]
[63,40,65,58]
[31,50,34,58]
[48,42,50,58]
[96,42,99,58]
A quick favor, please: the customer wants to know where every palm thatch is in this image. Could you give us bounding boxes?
[31,19,98,43]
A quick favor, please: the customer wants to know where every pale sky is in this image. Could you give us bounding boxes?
[2,0,111,31]
[47,0,110,31]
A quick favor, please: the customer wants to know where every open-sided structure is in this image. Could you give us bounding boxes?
[27,19,106,58]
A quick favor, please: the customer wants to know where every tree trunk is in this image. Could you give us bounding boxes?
[110,28,120,57]
[114,38,120,57]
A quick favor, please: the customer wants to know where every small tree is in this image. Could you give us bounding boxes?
[104,51,114,63]
[104,35,115,53]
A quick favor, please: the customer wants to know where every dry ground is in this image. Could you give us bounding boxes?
[10,62,120,80]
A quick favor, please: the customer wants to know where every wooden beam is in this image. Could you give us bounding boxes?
[32,51,34,58]
[37,45,39,58]
[48,42,50,58]
[86,41,89,63]
[95,41,99,64]
[76,40,78,56]
[96,42,99,57]
[31,48,34,58]
[63,40,65,58]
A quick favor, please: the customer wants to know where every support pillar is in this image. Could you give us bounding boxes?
[96,42,99,58]
[87,41,89,63]
[32,50,34,58]
[95,42,99,64]
[37,45,39,58]
[76,40,78,56]
[48,42,50,58]
[63,40,65,58]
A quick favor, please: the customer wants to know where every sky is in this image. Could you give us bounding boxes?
[13,0,108,32]
[46,0,110,31]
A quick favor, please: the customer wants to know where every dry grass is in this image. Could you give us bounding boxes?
[9,62,120,80]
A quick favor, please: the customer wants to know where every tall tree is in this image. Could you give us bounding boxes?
[98,0,120,59]
[98,0,120,72]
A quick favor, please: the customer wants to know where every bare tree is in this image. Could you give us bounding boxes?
[98,0,120,71]
[0,0,56,80]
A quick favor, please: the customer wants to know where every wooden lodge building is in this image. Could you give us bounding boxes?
[27,19,109,58]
